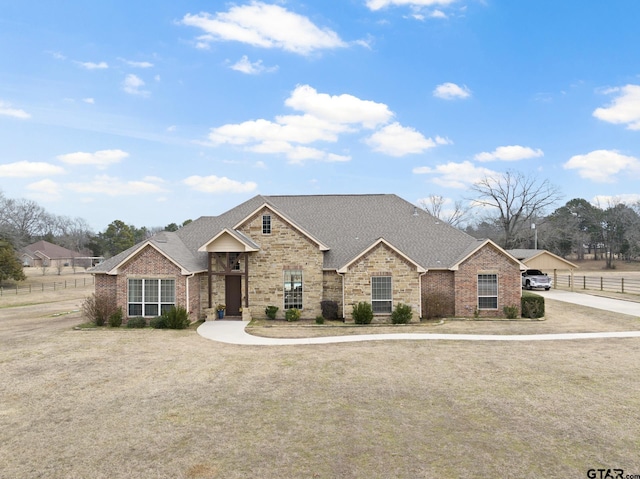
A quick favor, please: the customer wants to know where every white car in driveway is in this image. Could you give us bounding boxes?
[522,269,552,290]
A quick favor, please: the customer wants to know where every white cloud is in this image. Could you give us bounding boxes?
[183,175,257,194]
[563,149,640,183]
[57,149,129,169]
[433,82,471,100]
[207,84,442,161]
[229,55,278,75]
[365,122,438,156]
[27,179,62,199]
[75,61,109,70]
[120,59,154,68]
[593,84,640,130]
[0,161,65,177]
[592,193,640,206]
[67,175,168,196]
[181,2,346,55]
[285,85,393,128]
[366,0,455,9]
[0,100,31,119]
[83,98,95,104]
[413,161,497,188]
[474,145,544,162]
[122,74,150,97]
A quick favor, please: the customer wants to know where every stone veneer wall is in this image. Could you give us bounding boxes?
[237,207,325,320]
[343,243,421,322]
[422,270,455,318]
[454,244,522,318]
[110,245,192,320]
[322,271,344,318]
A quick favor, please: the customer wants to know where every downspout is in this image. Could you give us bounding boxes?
[338,271,346,321]
[185,272,195,318]
[418,271,426,319]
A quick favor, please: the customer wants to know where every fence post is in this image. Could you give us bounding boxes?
[583,276,586,290]
[621,278,624,293]
[600,277,603,291]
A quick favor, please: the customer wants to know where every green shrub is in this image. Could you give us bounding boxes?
[320,300,339,320]
[285,308,301,322]
[521,292,545,319]
[162,306,190,329]
[107,307,123,327]
[126,317,147,328]
[81,293,118,327]
[149,316,167,329]
[265,305,279,320]
[352,302,373,324]
[315,315,325,325]
[503,305,519,319]
[391,303,413,324]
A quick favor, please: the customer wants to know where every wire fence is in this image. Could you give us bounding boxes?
[0,277,95,296]
[555,275,640,295]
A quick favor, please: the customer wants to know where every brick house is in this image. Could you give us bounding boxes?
[91,194,525,322]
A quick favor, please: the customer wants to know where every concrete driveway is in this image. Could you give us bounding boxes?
[538,289,639,317]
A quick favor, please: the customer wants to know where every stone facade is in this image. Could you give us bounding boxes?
[235,207,325,320]
[454,243,522,318]
[343,242,421,322]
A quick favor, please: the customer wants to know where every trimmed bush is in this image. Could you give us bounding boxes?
[315,315,325,325]
[107,308,123,327]
[149,316,167,329]
[81,293,118,327]
[162,306,190,329]
[126,317,147,328]
[320,300,339,320]
[285,308,301,322]
[503,305,519,319]
[265,305,279,320]
[352,302,373,325]
[521,292,545,319]
[391,303,413,324]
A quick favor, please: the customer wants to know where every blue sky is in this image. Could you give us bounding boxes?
[1,0,640,231]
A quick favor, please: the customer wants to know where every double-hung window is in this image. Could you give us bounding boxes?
[128,278,175,316]
[477,274,498,309]
[371,276,392,313]
[283,270,303,309]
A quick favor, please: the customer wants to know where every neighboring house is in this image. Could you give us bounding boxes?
[91,194,526,322]
[21,240,92,269]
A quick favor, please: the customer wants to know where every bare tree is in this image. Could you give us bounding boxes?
[418,194,470,228]
[468,170,563,249]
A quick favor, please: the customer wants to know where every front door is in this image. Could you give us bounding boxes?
[225,275,242,317]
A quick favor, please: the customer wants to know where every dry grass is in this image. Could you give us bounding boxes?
[1,288,640,478]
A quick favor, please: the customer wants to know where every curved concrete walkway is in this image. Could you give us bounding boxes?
[197,321,640,346]
[197,290,640,345]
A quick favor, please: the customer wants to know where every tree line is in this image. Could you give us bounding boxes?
[421,171,640,268]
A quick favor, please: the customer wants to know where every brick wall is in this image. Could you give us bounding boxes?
[237,208,325,320]
[343,242,421,322]
[422,270,455,318]
[322,270,343,318]
[94,245,196,320]
[454,243,522,318]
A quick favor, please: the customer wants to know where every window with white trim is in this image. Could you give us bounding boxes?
[262,214,271,235]
[371,276,392,313]
[477,274,498,309]
[283,270,303,309]
[128,278,175,316]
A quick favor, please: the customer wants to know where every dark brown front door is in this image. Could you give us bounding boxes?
[225,275,242,316]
